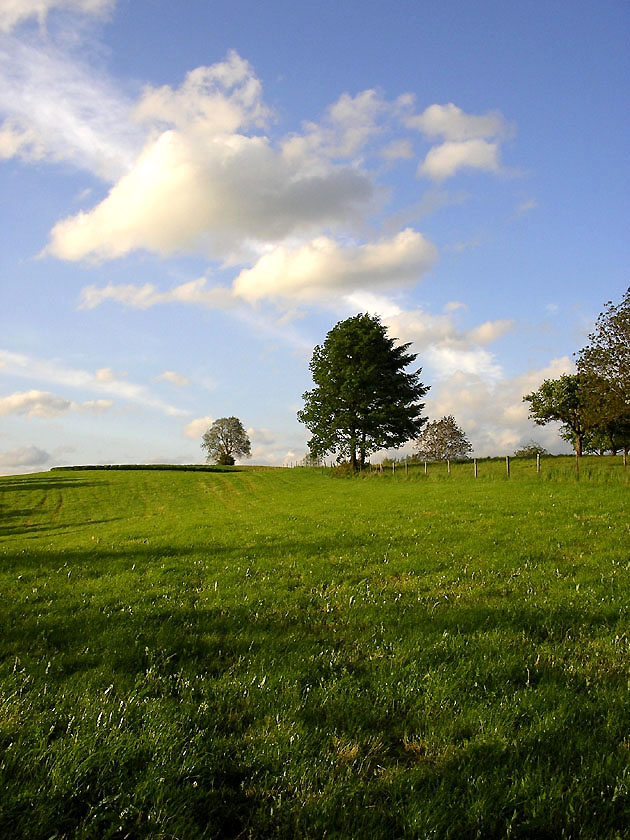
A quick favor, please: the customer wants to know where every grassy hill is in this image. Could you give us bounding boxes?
[1,461,629,838]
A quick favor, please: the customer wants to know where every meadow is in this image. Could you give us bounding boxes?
[1,458,629,839]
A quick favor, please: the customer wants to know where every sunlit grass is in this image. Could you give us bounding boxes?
[1,460,629,838]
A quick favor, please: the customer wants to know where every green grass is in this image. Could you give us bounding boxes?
[1,459,629,838]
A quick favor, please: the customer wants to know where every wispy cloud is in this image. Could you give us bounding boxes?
[155,370,190,387]
[0,350,186,415]
[0,0,116,33]
[0,31,141,178]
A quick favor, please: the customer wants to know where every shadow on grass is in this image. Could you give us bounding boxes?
[2,540,628,840]
[0,475,108,539]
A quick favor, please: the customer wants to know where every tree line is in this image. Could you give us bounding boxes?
[199,288,629,467]
[524,288,630,457]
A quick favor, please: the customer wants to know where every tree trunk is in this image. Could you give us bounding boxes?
[575,434,583,457]
[359,431,366,471]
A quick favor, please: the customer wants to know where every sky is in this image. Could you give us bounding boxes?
[1,0,628,473]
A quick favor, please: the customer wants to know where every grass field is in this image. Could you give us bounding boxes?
[1,459,629,839]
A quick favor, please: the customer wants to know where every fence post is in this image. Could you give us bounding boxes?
[474,458,478,478]
[536,453,541,474]
[405,460,408,476]
[424,460,428,475]
[392,461,395,475]
[505,455,510,477]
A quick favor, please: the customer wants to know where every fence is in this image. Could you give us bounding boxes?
[289,453,628,483]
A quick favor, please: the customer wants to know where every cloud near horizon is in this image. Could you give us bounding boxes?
[0,445,51,470]
[0,389,113,417]
[423,355,575,456]
[0,350,186,416]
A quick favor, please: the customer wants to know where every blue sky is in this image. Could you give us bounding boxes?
[1,0,628,473]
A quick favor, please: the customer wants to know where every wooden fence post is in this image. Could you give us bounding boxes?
[447,459,451,475]
[537,453,541,473]
[392,461,395,475]
[505,455,510,477]
[474,458,478,478]
[405,460,408,476]
[424,460,428,475]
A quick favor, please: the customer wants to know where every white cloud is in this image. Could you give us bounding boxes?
[183,416,214,440]
[95,366,116,381]
[79,278,234,310]
[0,445,50,470]
[0,0,115,32]
[79,399,113,412]
[380,139,413,161]
[384,307,514,354]
[0,389,114,417]
[282,88,386,164]
[515,198,538,215]
[425,346,503,380]
[45,53,374,263]
[0,35,141,179]
[133,50,271,136]
[419,139,500,181]
[246,427,307,466]
[408,103,508,141]
[0,350,185,415]
[425,356,575,456]
[0,389,71,417]
[233,229,437,303]
[46,129,372,263]
[156,370,190,387]
[406,103,510,181]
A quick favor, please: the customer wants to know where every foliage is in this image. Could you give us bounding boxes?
[1,466,629,839]
[299,453,323,467]
[201,416,251,465]
[513,440,550,457]
[577,287,630,436]
[298,313,429,470]
[414,415,472,461]
[523,374,593,456]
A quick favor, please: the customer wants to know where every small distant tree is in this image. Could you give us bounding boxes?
[523,374,592,457]
[513,441,550,457]
[300,453,323,467]
[201,417,251,465]
[414,415,472,461]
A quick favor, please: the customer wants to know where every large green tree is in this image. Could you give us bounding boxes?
[523,374,591,456]
[201,417,251,466]
[298,313,429,470]
[577,287,630,452]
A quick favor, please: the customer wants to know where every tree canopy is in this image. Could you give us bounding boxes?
[513,441,550,457]
[523,374,591,457]
[577,287,630,451]
[414,415,472,461]
[298,313,429,470]
[201,417,251,466]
